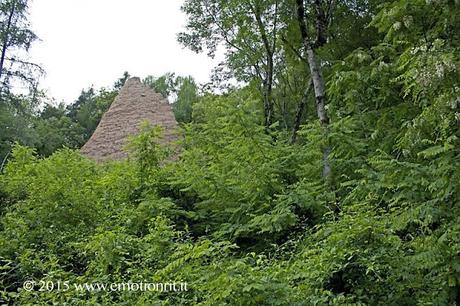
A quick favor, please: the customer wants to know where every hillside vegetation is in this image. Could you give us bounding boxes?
[0,0,459,305]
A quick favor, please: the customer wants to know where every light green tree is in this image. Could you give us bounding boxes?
[173,76,198,123]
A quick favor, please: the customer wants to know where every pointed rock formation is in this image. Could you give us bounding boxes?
[80,77,177,162]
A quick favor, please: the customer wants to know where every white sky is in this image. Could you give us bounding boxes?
[28,0,218,104]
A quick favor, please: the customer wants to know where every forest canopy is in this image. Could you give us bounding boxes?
[0,0,459,305]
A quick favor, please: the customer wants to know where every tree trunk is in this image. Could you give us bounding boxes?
[306,44,331,178]
[251,1,275,129]
[296,0,332,178]
[305,47,329,127]
[291,78,312,144]
[0,1,15,80]
[263,55,274,128]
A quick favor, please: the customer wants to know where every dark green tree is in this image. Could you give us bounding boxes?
[0,0,43,96]
[113,71,130,90]
[65,87,116,143]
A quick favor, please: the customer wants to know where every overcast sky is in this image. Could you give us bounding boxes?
[28,0,218,104]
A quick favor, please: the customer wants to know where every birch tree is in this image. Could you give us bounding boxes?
[178,0,282,128]
[295,0,335,177]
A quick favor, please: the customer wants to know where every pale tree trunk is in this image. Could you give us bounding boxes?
[296,0,332,178]
[306,47,331,177]
[305,48,328,126]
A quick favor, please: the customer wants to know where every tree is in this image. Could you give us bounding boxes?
[0,91,43,164]
[293,0,336,178]
[113,71,130,90]
[66,86,116,143]
[179,0,282,128]
[34,116,85,156]
[39,102,67,120]
[173,76,198,123]
[0,0,43,96]
[143,72,177,99]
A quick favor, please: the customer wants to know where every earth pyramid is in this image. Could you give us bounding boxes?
[80,77,178,162]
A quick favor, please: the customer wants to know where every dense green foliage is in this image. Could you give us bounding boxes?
[1,0,459,305]
[143,73,199,124]
[0,84,118,163]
